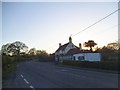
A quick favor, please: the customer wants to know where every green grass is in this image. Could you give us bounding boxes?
[2,55,35,80]
[2,63,16,79]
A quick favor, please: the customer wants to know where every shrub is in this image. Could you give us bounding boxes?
[62,60,118,71]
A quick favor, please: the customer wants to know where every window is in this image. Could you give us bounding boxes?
[78,56,85,61]
[73,56,75,60]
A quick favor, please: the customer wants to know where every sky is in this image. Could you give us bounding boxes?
[1,1,119,53]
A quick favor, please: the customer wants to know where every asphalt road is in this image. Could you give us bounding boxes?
[3,61,118,88]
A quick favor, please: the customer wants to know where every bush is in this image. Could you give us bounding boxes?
[2,55,34,79]
[62,60,118,71]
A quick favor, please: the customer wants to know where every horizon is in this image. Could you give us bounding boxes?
[1,37,118,54]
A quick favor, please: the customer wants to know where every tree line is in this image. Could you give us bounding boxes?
[1,40,119,62]
[1,41,53,79]
[95,41,119,62]
[1,41,50,59]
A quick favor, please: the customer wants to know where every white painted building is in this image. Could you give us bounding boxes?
[55,37,101,62]
[55,37,78,61]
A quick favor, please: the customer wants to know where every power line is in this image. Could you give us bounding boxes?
[47,24,118,52]
[47,9,119,52]
[89,24,118,39]
[72,9,120,37]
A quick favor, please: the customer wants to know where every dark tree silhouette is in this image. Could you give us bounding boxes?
[2,41,28,56]
[36,50,41,55]
[1,43,11,55]
[9,41,28,55]
[37,50,49,60]
[28,48,36,55]
[84,40,97,51]
[107,42,119,50]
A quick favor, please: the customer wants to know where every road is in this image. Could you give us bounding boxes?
[3,61,118,88]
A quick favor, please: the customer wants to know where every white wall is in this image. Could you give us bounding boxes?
[55,42,77,56]
[73,54,84,61]
[85,53,101,61]
[64,43,76,54]
[73,53,101,61]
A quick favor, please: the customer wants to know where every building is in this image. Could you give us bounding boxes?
[55,37,101,62]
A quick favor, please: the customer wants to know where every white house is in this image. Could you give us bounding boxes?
[55,37,101,62]
[55,37,78,61]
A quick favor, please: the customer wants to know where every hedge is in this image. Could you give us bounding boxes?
[62,60,118,71]
[2,55,34,79]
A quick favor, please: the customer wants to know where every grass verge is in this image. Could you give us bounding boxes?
[2,63,16,80]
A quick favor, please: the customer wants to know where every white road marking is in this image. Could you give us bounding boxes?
[21,74,23,78]
[30,85,34,88]
[20,74,35,89]
[24,78,29,84]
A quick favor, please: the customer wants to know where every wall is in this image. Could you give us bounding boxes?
[55,42,76,61]
[73,53,101,61]
[85,53,101,61]
[64,43,76,54]
[73,53,84,61]
[62,55,72,60]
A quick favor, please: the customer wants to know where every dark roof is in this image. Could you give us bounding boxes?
[66,48,91,55]
[66,48,80,55]
[55,42,91,54]
[55,43,69,52]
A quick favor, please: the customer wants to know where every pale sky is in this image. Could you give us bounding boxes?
[1,1,118,53]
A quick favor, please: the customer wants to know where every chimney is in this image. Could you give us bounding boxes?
[79,43,82,50]
[59,43,62,47]
[69,36,72,43]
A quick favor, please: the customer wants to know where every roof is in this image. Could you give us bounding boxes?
[66,48,80,55]
[55,43,69,52]
[66,48,92,55]
[55,41,92,54]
